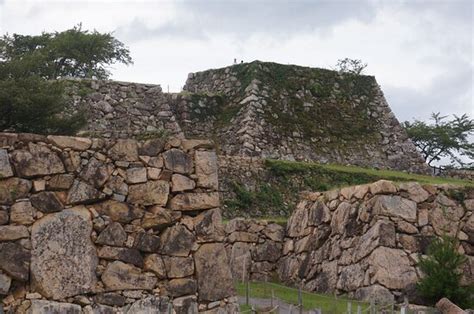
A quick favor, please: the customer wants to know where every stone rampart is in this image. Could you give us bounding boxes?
[64,61,430,175]
[225,181,474,304]
[0,133,237,313]
[279,180,473,303]
[224,219,285,282]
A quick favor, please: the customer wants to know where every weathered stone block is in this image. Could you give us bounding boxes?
[95,200,141,223]
[28,300,82,314]
[0,149,13,178]
[169,192,220,211]
[0,225,29,241]
[31,206,98,299]
[171,174,195,192]
[47,135,92,151]
[0,177,31,205]
[165,278,197,297]
[194,243,234,301]
[30,191,63,213]
[163,256,194,278]
[11,143,64,177]
[159,224,195,257]
[98,246,143,267]
[163,149,193,174]
[0,242,30,281]
[127,180,169,206]
[102,261,157,291]
[96,222,127,246]
[67,180,105,205]
[0,272,11,295]
[108,139,139,161]
[10,201,35,225]
[195,151,218,189]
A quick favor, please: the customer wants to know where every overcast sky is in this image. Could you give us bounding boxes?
[0,0,472,123]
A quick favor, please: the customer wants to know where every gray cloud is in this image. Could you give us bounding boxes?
[116,0,377,42]
[384,65,473,122]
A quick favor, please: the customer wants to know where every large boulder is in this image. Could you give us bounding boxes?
[31,206,98,299]
[336,264,365,291]
[367,247,418,290]
[354,220,395,262]
[11,143,64,177]
[194,243,234,301]
[371,195,417,222]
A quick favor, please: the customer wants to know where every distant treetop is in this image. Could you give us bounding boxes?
[0,24,132,80]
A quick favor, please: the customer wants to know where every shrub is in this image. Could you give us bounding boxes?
[417,235,473,308]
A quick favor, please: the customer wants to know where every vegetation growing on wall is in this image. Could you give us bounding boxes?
[223,159,473,218]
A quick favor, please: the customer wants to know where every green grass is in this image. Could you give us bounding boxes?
[267,159,473,187]
[223,159,473,218]
[235,281,369,313]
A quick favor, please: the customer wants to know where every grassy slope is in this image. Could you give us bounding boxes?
[235,281,369,312]
[270,160,473,187]
[224,159,473,218]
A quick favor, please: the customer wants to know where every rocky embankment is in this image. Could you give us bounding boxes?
[0,133,237,313]
[226,180,473,303]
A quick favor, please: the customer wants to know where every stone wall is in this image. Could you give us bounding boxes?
[279,180,474,303]
[66,79,183,139]
[184,61,429,174]
[224,181,474,304]
[65,61,430,175]
[224,219,285,282]
[0,133,237,313]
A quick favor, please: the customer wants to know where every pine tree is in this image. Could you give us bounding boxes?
[417,235,473,308]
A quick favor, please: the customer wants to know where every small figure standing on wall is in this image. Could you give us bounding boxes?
[234,58,237,64]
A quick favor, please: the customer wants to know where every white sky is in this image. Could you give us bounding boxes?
[0,0,472,124]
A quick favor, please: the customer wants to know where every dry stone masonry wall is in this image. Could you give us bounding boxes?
[67,79,184,139]
[224,219,285,282]
[279,180,474,303]
[0,133,237,313]
[224,181,474,303]
[68,61,429,174]
[183,62,429,174]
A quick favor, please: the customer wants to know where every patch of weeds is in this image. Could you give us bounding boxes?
[135,129,170,141]
[224,181,289,215]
